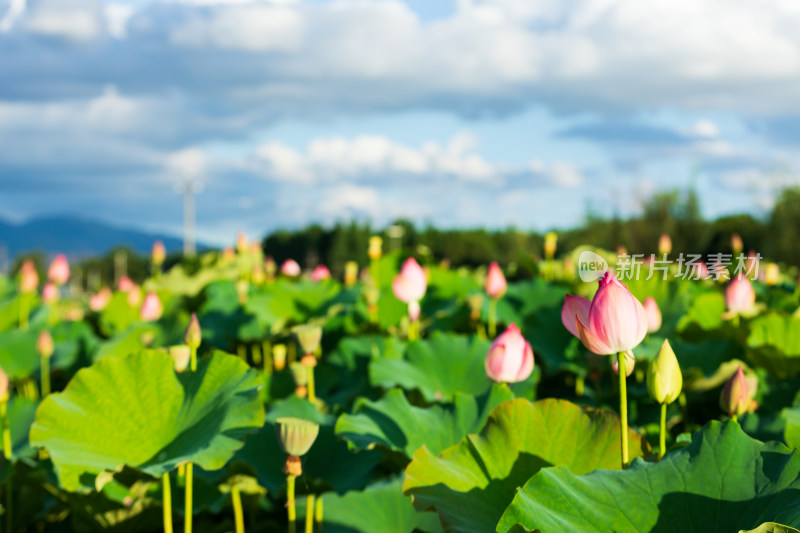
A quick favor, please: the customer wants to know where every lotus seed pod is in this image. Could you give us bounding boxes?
[273,344,287,371]
[368,236,383,260]
[37,330,55,359]
[169,345,191,372]
[275,417,319,457]
[293,324,322,355]
[290,362,308,386]
[183,313,202,349]
[647,339,683,404]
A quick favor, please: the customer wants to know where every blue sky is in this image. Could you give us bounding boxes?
[1,0,799,245]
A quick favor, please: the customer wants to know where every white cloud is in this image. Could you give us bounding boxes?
[105,2,134,39]
[691,119,720,138]
[0,0,26,32]
[24,0,106,41]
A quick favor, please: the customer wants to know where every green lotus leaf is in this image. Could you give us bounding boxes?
[741,524,800,533]
[0,397,39,459]
[498,421,800,533]
[676,291,727,334]
[335,385,514,458]
[369,333,492,402]
[404,398,650,533]
[92,323,161,362]
[29,350,265,491]
[747,313,800,378]
[0,328,40,379]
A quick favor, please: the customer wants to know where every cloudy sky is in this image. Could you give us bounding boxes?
[1,0,800,245]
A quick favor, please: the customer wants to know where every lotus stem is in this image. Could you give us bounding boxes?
[163,471,173,533]
[1,399,12,532]
[19,293,29,332]
[617,352,629,467]
[306,366,316,403]
[305,495,314,533]
[231,484,244,533]
[408,319,418,341]
[287,474,296,533]
[314,495,323,533]
[488,298,497,338]
[659,402,667,460]
[184,463,193,533]
[237,345,246,361]
[251,343,262,366]
[189,346,197,373]
[41,355,51,397]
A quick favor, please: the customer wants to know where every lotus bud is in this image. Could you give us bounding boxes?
[764,263,780,286]
[745,251,759,277]
[281,259,301,277]
[658,234,672,256]
[485,323,534,383]
[118,276,135,292]
[643,297,662,333]
[647,339,682,404]
[696,261,710,280]
[236,232,249,254]
[368,236,383,261]
[251,263,266,285]
[344,261,359,286]
[127,285,142,307]
[169,345,191,372]
[485,262,507,299]
[561,271,647,355]
[725,274,755,314]
[0,366,8,402]
[276,417,319,476]
[612,351,635,377]
[273,344,287,371]
[467,293,484,321]
[264,256,277,280]
[151,240,166,267]
[89,287,112,312]
[48,254,70,286]
[544,231,557,259]
[310,265,331,282]
[42,282,59,304]
[293,324,322,356]
[184,313,202,349]
[720,366,751,418]
[731,234,743,255]
[139,291,163,321]
[36,330,55,359]
[18,260,39,294]
[392,258,427,303]
[222,247,236,264]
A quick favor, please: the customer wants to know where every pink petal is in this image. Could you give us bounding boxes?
[577,315,614,355]
[561,295,591,339]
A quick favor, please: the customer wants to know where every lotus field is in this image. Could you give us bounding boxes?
[3,235,800,533]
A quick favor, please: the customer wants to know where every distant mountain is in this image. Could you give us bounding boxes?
[0,215,199,261]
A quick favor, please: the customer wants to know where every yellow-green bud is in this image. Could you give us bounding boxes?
[184,313,202,349]
[37,330,55,359]
[344,261,359,286]
[289,362,308,386]
[647,339,683,404]
[0,366,8,402]
[720,366,751,417]
[292,324,322,355]
[168,345,191,373]
[368,236,383,260]
[273,344,287,371]
[275,417,319,457]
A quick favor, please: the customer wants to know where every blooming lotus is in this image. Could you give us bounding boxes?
[48,254,70,286]
[561,271,647,356]
[281,259,301,277]
[485,262,507,299]
[310,265,331,282]
[485,323,534,383]
[393,258,427,322]
[725,274,755,314]
[643,296,662,333]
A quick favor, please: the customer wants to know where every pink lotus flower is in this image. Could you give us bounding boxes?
[408,300,421,322]
[725,274,755,313]
[127,286,142,307]
[281,259,301,277]
[485,323,534,383]
[485,262,507,299]
[48,254,70,286]
[18,260,39,294]
[561,271,647,355]
[310,265,331,282]
[140,291,163,321]
[152,241,166,265]
[392,258,427,303]
[720,366,751,417]
[89,287,112,312]
[643,296,662,333]
[118,276,135,292]
[37,330,54,358]
[696,261,710,280]
[42,282,59,304]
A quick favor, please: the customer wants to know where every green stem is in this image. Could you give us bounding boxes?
[163,472,173,533]
[575,374,584,397]
[41,356,51,397]
[287,474,296,533]
[617,353,629,467]
[488,298,497,338]
[731,414,738,423]
[184,463,193,533]
[306,365,316,404]
[2,399,12,532]
[231,485,244,533]
[305,495,314,533]
[252,343,262,366]
[315,495,323,533]
[190,346,197,373]
[659,402,667,460]
[408,319,418,341]
[19,293,29,332]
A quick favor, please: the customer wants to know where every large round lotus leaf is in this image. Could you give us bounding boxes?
[92,323,160,362]
[742,525,800,533]
[404,398,650,533]
[297,477,443,533]
[498,421,800,533]
[369,333,492,402]
[0,329,40,379]
[747,313,800,378]
[0,397,39,460]
[29,350,265,491]
[335,385,514,458]
[676,291,727,334]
